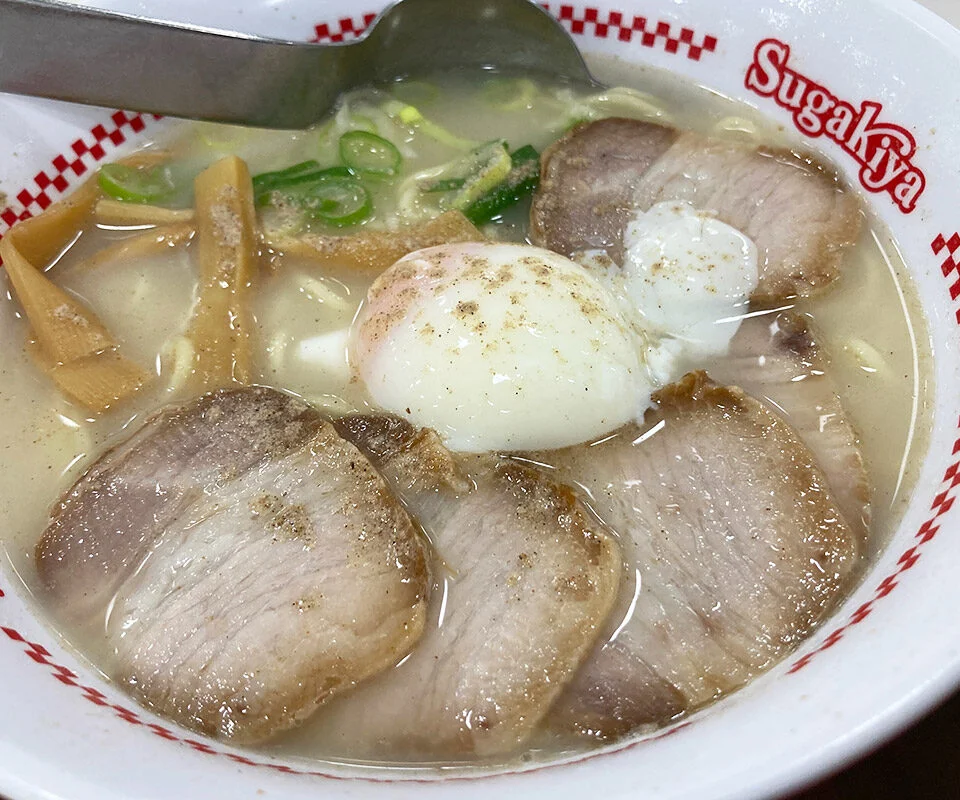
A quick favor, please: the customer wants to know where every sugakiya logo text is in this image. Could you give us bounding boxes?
[745,38,924,214]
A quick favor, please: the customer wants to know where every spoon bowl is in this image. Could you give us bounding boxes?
[0,0,596,128]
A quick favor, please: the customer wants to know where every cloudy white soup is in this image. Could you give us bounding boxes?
[0,61,930,767]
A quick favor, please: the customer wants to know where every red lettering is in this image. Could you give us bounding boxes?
[744,38,925,214]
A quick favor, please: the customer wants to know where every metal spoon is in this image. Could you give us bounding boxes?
[0,0,595,129]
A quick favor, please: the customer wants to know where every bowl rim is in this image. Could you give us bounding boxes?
[2,1,960,799]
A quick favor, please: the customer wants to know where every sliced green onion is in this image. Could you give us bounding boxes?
[252,164,354,207]
[444,141,512,210]
[253,158,372,226]
[507,144,539,163]
[285,166,354,183]
[278,176,372,227]
[98,164,176,204]
[422,177,467,193]
[252,160,322,197]
[339,131,402,177]
[401,141,512,221]
[265,160,323,180]
[464,144,541,225]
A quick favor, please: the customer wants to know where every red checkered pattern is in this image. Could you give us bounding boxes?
[543,4,717,60]
[788,419,960,672]
[0,625,351,776]
[312,12,378,43]
[0,603,691,779]
[311,6,718,61]
[0,111,159,250]
[0,626,179,737]
[932,232,960,324]
[784,232,960,672]
[787,233,960,671]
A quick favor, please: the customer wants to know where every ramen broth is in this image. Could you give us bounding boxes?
[0,59,932,766]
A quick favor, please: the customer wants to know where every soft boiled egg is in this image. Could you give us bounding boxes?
[352,242,652,452]
[619,201,759,359]
[352,206,760,454]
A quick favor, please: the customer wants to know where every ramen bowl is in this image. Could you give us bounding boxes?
[1,0,959,798]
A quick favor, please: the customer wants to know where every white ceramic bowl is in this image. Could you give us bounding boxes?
[2,1,960,798]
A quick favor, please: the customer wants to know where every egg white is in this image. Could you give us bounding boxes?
[352,243,651,451]
[352,205,759,453]
[621,200,759,359]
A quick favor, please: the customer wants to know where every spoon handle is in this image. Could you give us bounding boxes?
[0,0,355,128]
[0,0,592,129]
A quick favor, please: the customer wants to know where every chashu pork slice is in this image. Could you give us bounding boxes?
[529,117,678,263]
[38,386,325,618]
[300,414,622,759]
[538,372,859,739]
[37,387,429,743]
[711,310,870,539]
[530,117,861,305]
